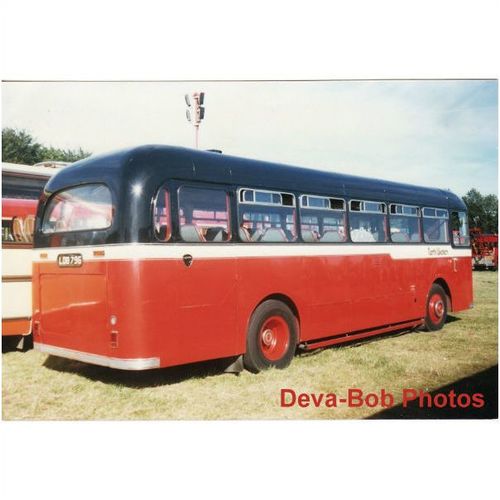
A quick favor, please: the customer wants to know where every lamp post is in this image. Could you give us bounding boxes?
[185,92,205,149]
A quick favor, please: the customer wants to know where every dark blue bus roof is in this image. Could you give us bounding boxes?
[46,144,466,210]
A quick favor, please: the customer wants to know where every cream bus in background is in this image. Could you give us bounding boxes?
[2,161,68,349]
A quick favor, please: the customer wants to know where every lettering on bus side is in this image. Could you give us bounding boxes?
[427,247,449,256]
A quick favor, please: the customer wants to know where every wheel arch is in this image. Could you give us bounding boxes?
[433,277,452,310]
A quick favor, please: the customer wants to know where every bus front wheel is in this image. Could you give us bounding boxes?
[424,284,448,331]
[243,300,298,373]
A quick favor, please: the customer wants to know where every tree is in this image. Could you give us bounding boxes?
[463,188,498,234]
[2,128,91,165]
[40,146,91,163]
[2,128,43,165]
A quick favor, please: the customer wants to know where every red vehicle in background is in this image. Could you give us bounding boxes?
[2,161,68,350]
[470,227,498,270]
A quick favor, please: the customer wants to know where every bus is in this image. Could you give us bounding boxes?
[2,162,67,349]
[31,145,473,372]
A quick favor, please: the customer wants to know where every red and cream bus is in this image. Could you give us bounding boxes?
[2,162,67,348]
[32,145,473,372]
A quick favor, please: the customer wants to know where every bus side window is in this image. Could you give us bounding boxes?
[2,216,35,244]
[178,186,231,243]
[237,188,297,243]
[422,207,449,243]
[299,195,346,243]
[153,186,171,242]
[2,219,15,243]
[349,200,387,243]
[389,204,421,243]
[451,211,470,246]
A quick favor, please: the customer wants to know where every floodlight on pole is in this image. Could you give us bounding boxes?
[185,92,205,148]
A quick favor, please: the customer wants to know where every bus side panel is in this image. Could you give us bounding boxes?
[235,253,422,345]
[172,256,238,364]
[104,260,162,361]
[106,258,239,367]
[441,256,473,312]
[2,247,33,337]
[32,252,473,369]
[2,318,31,336]
[2,281,32,335]
[301,253,420,337]
[347,254,419,331]
[300,254,352,338]
[413,255,473,314]
[235,256,308,347]
[450,257,473,312]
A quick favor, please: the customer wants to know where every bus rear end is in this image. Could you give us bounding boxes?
[32,180,160,370]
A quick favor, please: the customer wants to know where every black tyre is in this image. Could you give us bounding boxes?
[424,284,448,331]
[243,300,298,373]
[20,334,33,351]
[2,336,21,353]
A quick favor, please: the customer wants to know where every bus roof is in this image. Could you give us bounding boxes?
[2,161,66,179]
[44,145,466,210]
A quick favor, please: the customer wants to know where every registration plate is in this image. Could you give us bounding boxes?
[57,253,83,267]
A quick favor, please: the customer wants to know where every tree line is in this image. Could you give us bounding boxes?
[2,127,91,165]
[462,189,497,234]
[2,128,497,233]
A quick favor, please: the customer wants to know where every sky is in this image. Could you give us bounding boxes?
[2,80,498,196]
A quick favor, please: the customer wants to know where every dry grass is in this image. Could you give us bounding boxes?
[2,272,497,420]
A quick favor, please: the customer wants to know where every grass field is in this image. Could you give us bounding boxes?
[2,272,497,420]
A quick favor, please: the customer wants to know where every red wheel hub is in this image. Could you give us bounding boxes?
[259,315,290,361]
[428,293,445,324]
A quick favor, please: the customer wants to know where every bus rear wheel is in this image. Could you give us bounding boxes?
[243,300,298,373]
[424,284,448,331]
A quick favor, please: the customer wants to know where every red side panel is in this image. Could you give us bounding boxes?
[2,318,31,336]
[446,257,474,312]
[105,257,238,365]
[2,198,38,219]
[32,252,473,369]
